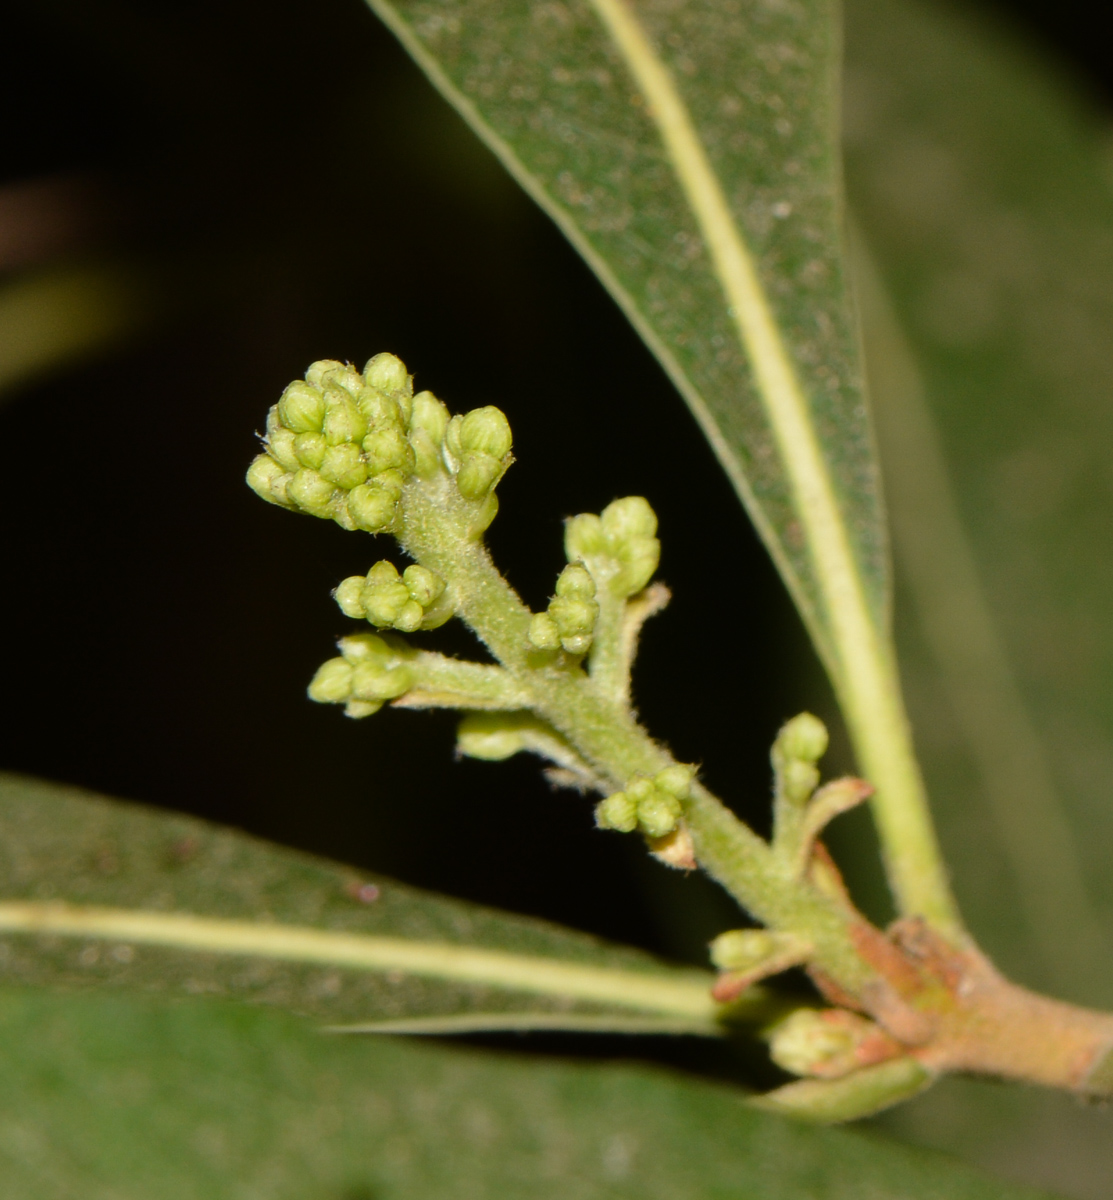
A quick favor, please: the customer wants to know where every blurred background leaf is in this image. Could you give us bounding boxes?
[844,0,1113,1194]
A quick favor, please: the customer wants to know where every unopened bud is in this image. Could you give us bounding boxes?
[319,443,369,490]
[305,359,346,388]
[308,657,353,703]
[528,612,561,650]
[363,425,414,475]
[347,483,398,533]
[338,633,392,665]
[457,713,527,761]
[278,381,326,433]
[363,352,411,396]
[287,468,336,516]
[334,576,366,619]
[294,431,328,470]
[595,792,639,833]
[601,496,657,543]
[458,406,512,459]
[266,427,300,473]
[709,929,776,971]
[409,391,449,443]
[245,454,293,508]
[612,540,660,597]
[362,578,412,627]
[781,760,820,806]
[765,1009,895,1080]
[403,565,445,608]
[637,790,682,838]
[323,392,369,446]
[345,700,381,719]
[548,596,596,637]
[776,713,829,764]
[320,364,364,397]
[357,389,403,429]
[654,765,693,799]
[555,563,595,601]
[564,513,606,560]
[351,661,413,702]
[392,599,424,632]
[457,453,503,500]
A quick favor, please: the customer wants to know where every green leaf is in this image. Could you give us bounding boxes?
[844,0,1113,1191]
[0,772,719,1032]
[363,0,880,672]
[359,0,959,932]
[0,988,1053,1199]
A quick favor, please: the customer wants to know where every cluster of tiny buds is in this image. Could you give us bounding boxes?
[246,352,513,538]
[772,712,829,806]
[595,765,694,839]
[307,633,414,719]
[528,563,599,655]
[564,496,660,599]
[334,561,451,633]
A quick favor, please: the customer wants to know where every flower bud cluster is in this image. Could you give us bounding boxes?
[766,1008,899,1081]
[334,561,451,633]
[564,496,660,598]
[246,353,513,537]
[595,765,693,839]
[527,563,599,655]
[772,712,829,806]
[307,632,415,719]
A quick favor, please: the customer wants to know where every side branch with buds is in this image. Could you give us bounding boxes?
[248,353,1113,1122]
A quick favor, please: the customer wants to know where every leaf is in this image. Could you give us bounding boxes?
[843,0,1113,1191]
[0,988,1054,1199]
[361,0,884,682]
[0,772,720,1032]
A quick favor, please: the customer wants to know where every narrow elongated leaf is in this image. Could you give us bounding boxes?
[364,0,883,674]
[0,773,717,1031]
[843,0,1113,1193]
[0,988,1053,1199]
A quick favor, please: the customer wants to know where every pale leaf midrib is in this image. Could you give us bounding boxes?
[0,901,715,1018]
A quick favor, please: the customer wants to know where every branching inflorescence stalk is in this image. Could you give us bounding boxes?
[248,353,1113,1122]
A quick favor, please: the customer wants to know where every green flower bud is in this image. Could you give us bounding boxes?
[469,493,499,537]
[338,633,392,665]
[457,453,502,500]
[564,513,606,560]
[392,599,425,632]
[245,454,293,508]
[775,713,829,764]
[601,496,657,543]
[365,560,400,586]
[709,929,775,971]
[458,406,512,459]
[363,352,412,397]
[595,792,639,834]
[655,765,693,799]
[345,700,382,719]
[278,381,326,433]
[444,413,465,463]
[637,790,682,838]
[457,713,527,761]
[319,443,369,490]
[308,657,353,703]
[351,661,414,702]
[323,392,369,446]
[548,596,597,637]
[293,431,328,470]
[612,540,660,597]
[347,483,398,532]
[363,425,415,475]
[767,1009,864,1079]
[304,359,346,388]
[555,563,595,601]
[362,578,412,627]
[528,612,561,650]
[403,565,445,608]
[626,776,655,804]
[334,576,367,619]
[266,426,301,473]
[409,391,449,443]
[356,389,404,429]
[320,365,364,397]
[287,468,336,516]
[781,760,820,806]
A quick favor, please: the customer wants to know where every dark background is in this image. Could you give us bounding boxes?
[0,0,1107,977]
